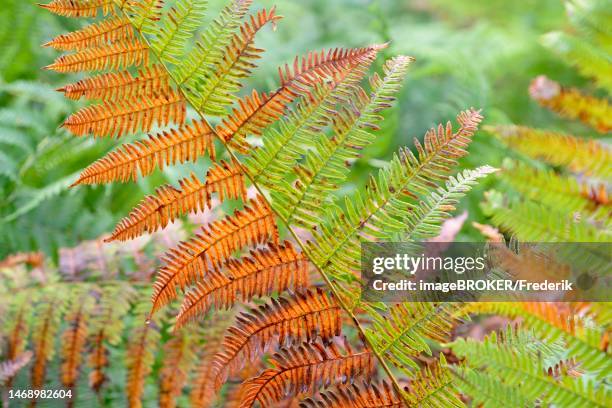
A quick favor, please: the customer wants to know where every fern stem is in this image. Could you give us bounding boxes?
[112,2,409,404]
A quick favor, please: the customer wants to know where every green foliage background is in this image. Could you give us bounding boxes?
[0,0,592,258]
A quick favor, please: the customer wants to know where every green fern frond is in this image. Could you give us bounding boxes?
[176,0,252,86]
[449,326,610,407]
[565,0,612,49]
[406,356,464,407]
[150,0,208,64]
[366,303,462,372]
[273,56,412,229]
[489,125,611,178]
[307,109,483,282]
[124,0,165,34]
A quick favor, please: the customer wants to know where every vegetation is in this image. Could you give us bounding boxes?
[0,0,610,407]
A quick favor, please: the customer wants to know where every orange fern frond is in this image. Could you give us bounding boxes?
[60,299,92,390]
[108,161,246,242]
[218,44,385,152]
[39,0,114,18]
[300,382,402,408]
[62,89,185,138]
[3,306,30,388]
[530,75,612,133]
[123,0,165,31]
[239,340,374,407]
[213,288,341,390]
[44,39,149,73]
[175,242,310,329]
[58,64,170,101]
[72,119,215,185]
[126,320,160,408]
[44,16,134,51]
[158,331,195,408]
[151,195,278,315]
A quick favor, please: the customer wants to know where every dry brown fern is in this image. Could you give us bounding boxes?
[108,160,246,241]
[151,194,278,315]
[60,296,93,392]
[158,330,195,408]
[58,64,170,101]
[62,89,186,138]
[40,0,115,18]
[72,119,216,185]
[44,16,134,51]
[30,299,63,389]
[238,340,374,407]
[212,288,341,391]
[174,241,309,329]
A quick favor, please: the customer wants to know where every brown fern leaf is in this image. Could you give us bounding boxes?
[123,0,165,31]
[158,331,195,408]
[239,340,374,407]
[0,352,33,386]
[44,16,134,51]
[218,44,386,152]
[213,288,341,390]
[151,195,279,316]
[300,382,402,408]
[62,89,185,138]
[6,307,29,361]
[60,300,91,390]
[108,160,246,242]
[126,320,160,408]
[58,64,170,101]
[44,38,149,73]
[72,119,215,186]
[175,241,310,329]
[39,0,114,18]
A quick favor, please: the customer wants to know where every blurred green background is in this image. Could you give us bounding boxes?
[0,0,590,258]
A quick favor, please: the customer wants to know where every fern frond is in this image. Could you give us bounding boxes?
[239,341,374,407]
[452,366,534,408]
[175,241,309,329]
[218,45,385,153]
[58,64,170,101]
[72,119,215,185]
[299,381,402,408]
[62,89,185,138]
[499,161,609,219]
[151,0,208,64]
[275,56,412,229]
[466,302,611,375]
[489,200,610,242]
[367,303,462,372]
[44,39,149,73]
[308,109,483,281]
[0,352,32,385]
[402,166,498,241]
[126,301,161,408]
[405,356,463,407]
[31,297,65,389]
[212,288,341,390]
[44,16,134,51]
[151,195,278,315]
[450,326,610,407]
[108,161,246,241]
[191,8,281,116]
[158,330,196,408]
[60,292,95,390]
[39,0,114,18]
[529,75,612,132]
[490,125,611,178]
[88,284,133,392]
[176,0,253,85]
[245,55,377,187]
[123,0,165,34]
